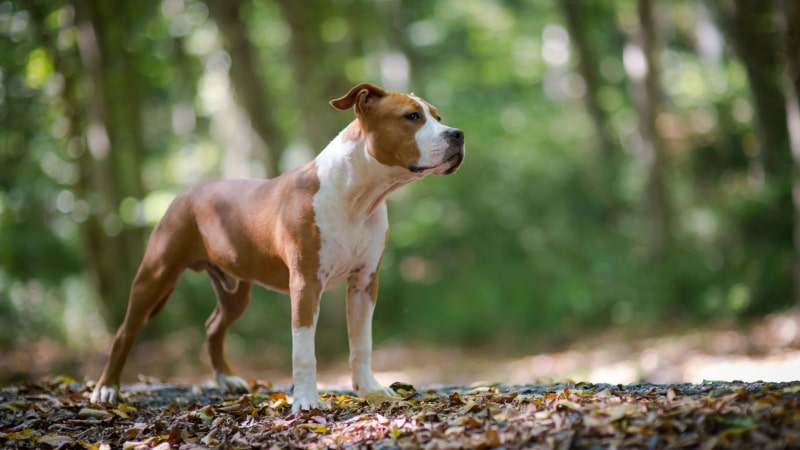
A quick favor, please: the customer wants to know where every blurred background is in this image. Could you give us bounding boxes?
[2,0,800,388]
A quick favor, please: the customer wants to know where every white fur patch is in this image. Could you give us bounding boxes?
[409,95,455,169]
[214,371,250,393]
[313,131,397,289]
[292,325,325,411]
[347,299,391,395]
[90,385,119,404]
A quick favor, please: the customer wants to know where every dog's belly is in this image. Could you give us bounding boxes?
[196,256,291,294]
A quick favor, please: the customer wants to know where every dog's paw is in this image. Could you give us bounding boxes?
[354,375,394,398]
[364,385,398,399]
[215,372,251,394]
[291,393,326,412]
[90,384,119,404]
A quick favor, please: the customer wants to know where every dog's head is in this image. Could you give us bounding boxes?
[330,83,464,176]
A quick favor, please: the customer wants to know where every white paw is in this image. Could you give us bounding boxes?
[291,391,326,412]
[215,372,250,394]
[354,375,394,397]
[90,385,119,404]
[363,385,396,398]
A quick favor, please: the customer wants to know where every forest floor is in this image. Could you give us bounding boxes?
[1,311,800,448]
[1,378,799,449]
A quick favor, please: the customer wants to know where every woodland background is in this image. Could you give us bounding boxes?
[2,0,800,385]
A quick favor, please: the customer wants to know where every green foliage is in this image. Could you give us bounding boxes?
[0,0,796,362]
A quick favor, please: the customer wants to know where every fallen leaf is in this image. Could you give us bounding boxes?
[458,400,481,415]
[459,415,483,428]
[297,423,330,434]
[36,434,74,448]
[0,401,24,413]
[0,429,38,441]
[667,388,677,402]
[556,399,581,411]
[449,392,466,406]
[333,394,364,408]
[150,442,171,450]
[78,408,113,420]
[390,382,417,399]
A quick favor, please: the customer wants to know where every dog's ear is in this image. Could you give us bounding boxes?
[330,83,387,115]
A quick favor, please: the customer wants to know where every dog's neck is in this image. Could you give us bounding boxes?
[315,120,419,220]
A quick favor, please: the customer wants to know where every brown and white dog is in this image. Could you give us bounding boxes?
[90,83,464,411]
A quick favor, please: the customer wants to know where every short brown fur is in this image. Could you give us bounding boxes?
[93,161,322,391]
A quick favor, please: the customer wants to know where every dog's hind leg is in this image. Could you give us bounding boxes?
[91,259,183,404]
[206,264,252,394]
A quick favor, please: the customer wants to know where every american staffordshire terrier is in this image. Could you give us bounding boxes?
[90,82,465,411]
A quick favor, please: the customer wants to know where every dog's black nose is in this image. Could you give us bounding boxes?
[447,128,464,145]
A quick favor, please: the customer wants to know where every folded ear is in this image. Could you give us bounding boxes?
[329,83,388,115]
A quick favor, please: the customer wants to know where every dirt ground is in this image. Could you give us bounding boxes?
[1,312,799,448]
[6,311,798,391]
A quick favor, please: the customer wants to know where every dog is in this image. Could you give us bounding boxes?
[90,82,465,411]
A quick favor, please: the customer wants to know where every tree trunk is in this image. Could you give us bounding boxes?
[560,0,618,162]
[73,0,148,325]
[205,0,286,176]
[717,0,791,182]
[781,0,800,305]
[275,0,350,153]
[629,0,672,260]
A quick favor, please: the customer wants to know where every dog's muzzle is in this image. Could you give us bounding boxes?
[409,128,465,175]
[442,128,465,175]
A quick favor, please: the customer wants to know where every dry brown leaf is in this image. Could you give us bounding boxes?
[36,434,74,448]
[458,400,482,415]
[296,423,330,434]
[2,379,798,449]
[449,392,466,406]
[77,408,113,420]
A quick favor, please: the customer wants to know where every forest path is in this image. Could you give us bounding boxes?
[1,378,798,448]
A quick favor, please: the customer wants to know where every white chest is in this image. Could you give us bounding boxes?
[313,196,388,289]
[310,126,412,290]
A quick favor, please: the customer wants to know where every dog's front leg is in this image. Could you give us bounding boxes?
[290,274,325,412]
[346,270,394,397]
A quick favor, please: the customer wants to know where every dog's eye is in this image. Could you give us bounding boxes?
[404,112,421,121]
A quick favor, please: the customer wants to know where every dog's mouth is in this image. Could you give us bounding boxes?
[442,150,464,175]
[409,147,465,175]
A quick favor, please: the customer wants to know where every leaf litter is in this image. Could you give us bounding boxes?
[1,377,798,449]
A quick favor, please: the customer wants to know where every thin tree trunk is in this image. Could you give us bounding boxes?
[560,0,617,162]
[717,0,791,182]
[27,1,108,321]
[782,0,800,305]
[275,0,350,153]
[73,0,147,325]
[205,0,286,176]
[631,0,672,260]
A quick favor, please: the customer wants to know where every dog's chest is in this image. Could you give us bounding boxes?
[312,195,388,289]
